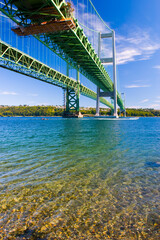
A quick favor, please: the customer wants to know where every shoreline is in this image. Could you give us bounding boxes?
[0,115,160,118]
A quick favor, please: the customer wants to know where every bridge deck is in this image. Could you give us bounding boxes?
[0,40,114,110]
[0,0,124,110]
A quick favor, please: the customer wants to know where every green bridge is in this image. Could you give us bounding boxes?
[0,0,125,117]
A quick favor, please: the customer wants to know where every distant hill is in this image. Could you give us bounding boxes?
[0,105,159,117]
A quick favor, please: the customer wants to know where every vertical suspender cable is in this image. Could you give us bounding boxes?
[77,0,78,19]
[87,0,88,29]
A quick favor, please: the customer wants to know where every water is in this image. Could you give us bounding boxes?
[0,117,160,239]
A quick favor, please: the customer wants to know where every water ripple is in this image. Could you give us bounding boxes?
[0,117,160,239]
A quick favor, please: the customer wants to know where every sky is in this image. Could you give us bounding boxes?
[0,0,160,109]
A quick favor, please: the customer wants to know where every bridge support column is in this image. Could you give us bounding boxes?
[100,31,120,118]
[63,64,83,118]
[96,87,100,116]
[76,68,80,113]
[112,31,118,118]
[96,32,101,116]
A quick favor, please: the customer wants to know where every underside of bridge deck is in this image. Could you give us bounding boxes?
[0,0,125,113]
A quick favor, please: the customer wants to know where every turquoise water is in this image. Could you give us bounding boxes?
[0,117,160,239]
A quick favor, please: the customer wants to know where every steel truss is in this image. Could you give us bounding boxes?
[66,88,79,112]
[0,0,124,111]
[0,40,114,110]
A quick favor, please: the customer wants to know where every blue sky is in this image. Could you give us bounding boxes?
[0,0,160,109]
[101,0,160,109]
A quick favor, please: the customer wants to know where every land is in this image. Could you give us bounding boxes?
[0,105,160,117]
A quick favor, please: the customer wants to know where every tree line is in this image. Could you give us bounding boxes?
[0,105,111,116]
[125,108,160,117]
[0,105,160,117]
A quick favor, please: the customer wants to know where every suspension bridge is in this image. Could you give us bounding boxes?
[0,0,125,118]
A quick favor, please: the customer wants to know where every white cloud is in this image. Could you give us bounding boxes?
[125,84,150,88]
[37,103,49,106]
[127,106,141,109]
[28,93,38,97]
[127,104,160,109]
[0,12,17,26]
[116,30,160,65]
[141,99,149,103]
[133,80,144,83]
[74,3,160,65]
[75,7,111,56]
[116,48,141,65]
[28,102,49,106]
[148,104,160,109]
[0,91,18,95]
[78,3,86,10]
[153,65,160,69]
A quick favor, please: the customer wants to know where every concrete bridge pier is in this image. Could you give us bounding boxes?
[96,31,118,118]
[112,31,118,118]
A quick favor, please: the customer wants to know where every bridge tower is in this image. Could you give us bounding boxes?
[96,31,118,118]
[63,64,83,118]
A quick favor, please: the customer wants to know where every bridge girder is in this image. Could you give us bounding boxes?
[0,0,125,111]
[0,40,114,110]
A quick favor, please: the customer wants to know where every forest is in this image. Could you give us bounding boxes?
[0,105,160,117]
